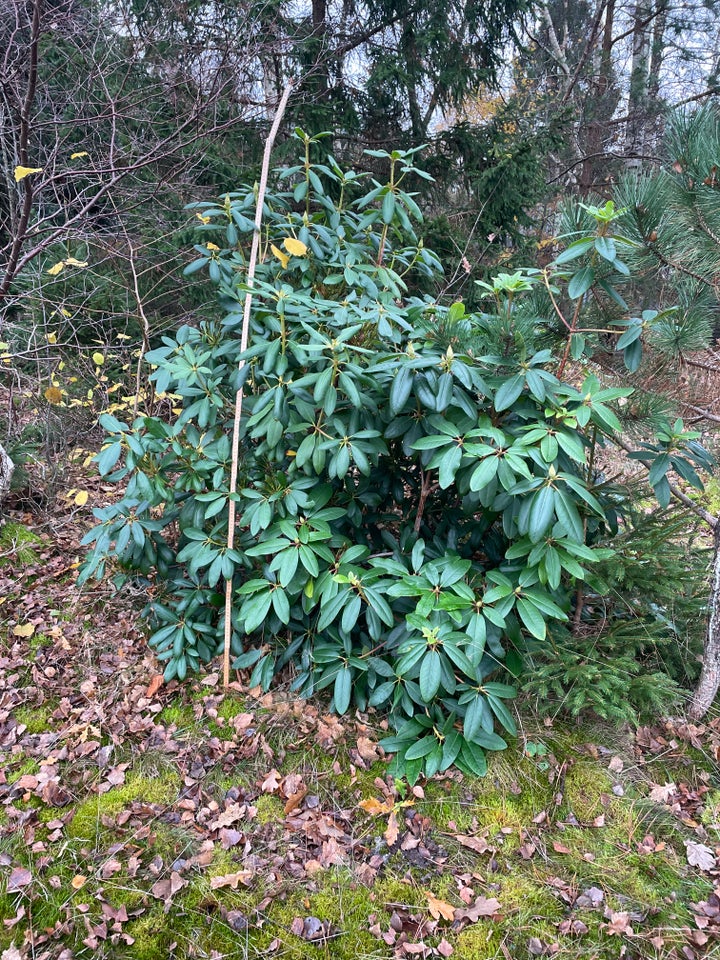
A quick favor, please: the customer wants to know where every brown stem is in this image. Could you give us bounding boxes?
[556,297,584,378]
[414,470,439,533]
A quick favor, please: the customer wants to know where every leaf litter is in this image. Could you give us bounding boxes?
[1,499,720,958]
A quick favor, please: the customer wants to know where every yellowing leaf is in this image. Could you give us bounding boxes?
[61,308,71,317]
[283,237,307,257]
[13,623,35,638]
[74,490,89,506]
[70,152,88,159]
[206,242,220,251]
[44,387,63,404]
[359,796,394,816]
[271,244,289,269]
[64,257,88,268]
[426,891,456,922]
[46,332,58,344]
[47,262,65,276]
[196,213,211,224]
[92,352,104,365]
[14,165,42,182]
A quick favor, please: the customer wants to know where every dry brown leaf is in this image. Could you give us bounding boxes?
[686,840,717,872]
[453,834,490,854]
[7,868,31,892]
[385,810,399,846]
[284,786,308,815]
[648,781,676,803]
[71,875,87,890]
[606,911,633,936]
[209,871,253,890]
[261,769,281,793]
[426,891,455,922]
[454,896,502,923]
[552,841,572,854]
[145,674,164,699]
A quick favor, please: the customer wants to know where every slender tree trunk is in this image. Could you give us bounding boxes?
[690,520,720,719]
[0,442,14,504]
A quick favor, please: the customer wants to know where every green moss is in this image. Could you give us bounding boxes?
[563,762,614,822]
[0,522,42,567]
[156,704,195,729]
[14,704,54,734]
[125,903,176,960]
[67,772,181,841]
[6,756,40,784]
[254,794,284,825]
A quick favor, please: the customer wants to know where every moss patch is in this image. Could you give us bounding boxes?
[67,772,181,841]
[0,521,43,567]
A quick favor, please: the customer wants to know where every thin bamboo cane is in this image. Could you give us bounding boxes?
[223,81,294,688]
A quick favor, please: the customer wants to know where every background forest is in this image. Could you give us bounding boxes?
[4,2,720,959]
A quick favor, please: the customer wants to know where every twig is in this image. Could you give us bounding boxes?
[223,81,294,688]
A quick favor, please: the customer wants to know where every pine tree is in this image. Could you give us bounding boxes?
[613,106,720,718]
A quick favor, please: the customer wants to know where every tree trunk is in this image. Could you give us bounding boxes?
[689,520,720,719]
[0,441,14,504]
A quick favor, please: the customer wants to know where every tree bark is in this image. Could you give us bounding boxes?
[0,441,14,504]
[690,520,720,719]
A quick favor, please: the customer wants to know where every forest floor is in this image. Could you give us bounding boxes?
[2,473,720,960]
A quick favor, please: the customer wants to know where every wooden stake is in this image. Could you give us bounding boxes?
[223,81,294,688]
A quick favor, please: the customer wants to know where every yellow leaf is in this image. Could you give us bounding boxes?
[196,213,211,224]
[70,152,88,159]
[92,352,104,365]
[115,333,131,340]
[14,165,42,182]
[206,242,220,251]
[359,796,394,816]
[74,490,89,506]
[426,891,456,922]
[64,257,88,268]
[70,875,87,890]
[44,386,63,404]
[13,623,35,638]
[271,244,289,269]
[47,262,65,276]
[61,308,71,317]
[283,237,307,257]
[46,332,58,344]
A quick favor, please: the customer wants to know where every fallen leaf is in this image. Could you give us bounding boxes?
[437,938,454,957]
[12,624,35,638]
[71,875,87,889]
[649,782,676,803]
[452,834,490,855]
[606,910,633,936]
[146,674,164,698]
[284,786,308,815]
[209,871,252,890]
[7,868,31,892]
[261,769,281,793]
[385,810,399,846]
[426,891,455,922]
[454,896,501,923]
[686,841,717,872]
[552,841,572,854]
[359,796,394,816]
